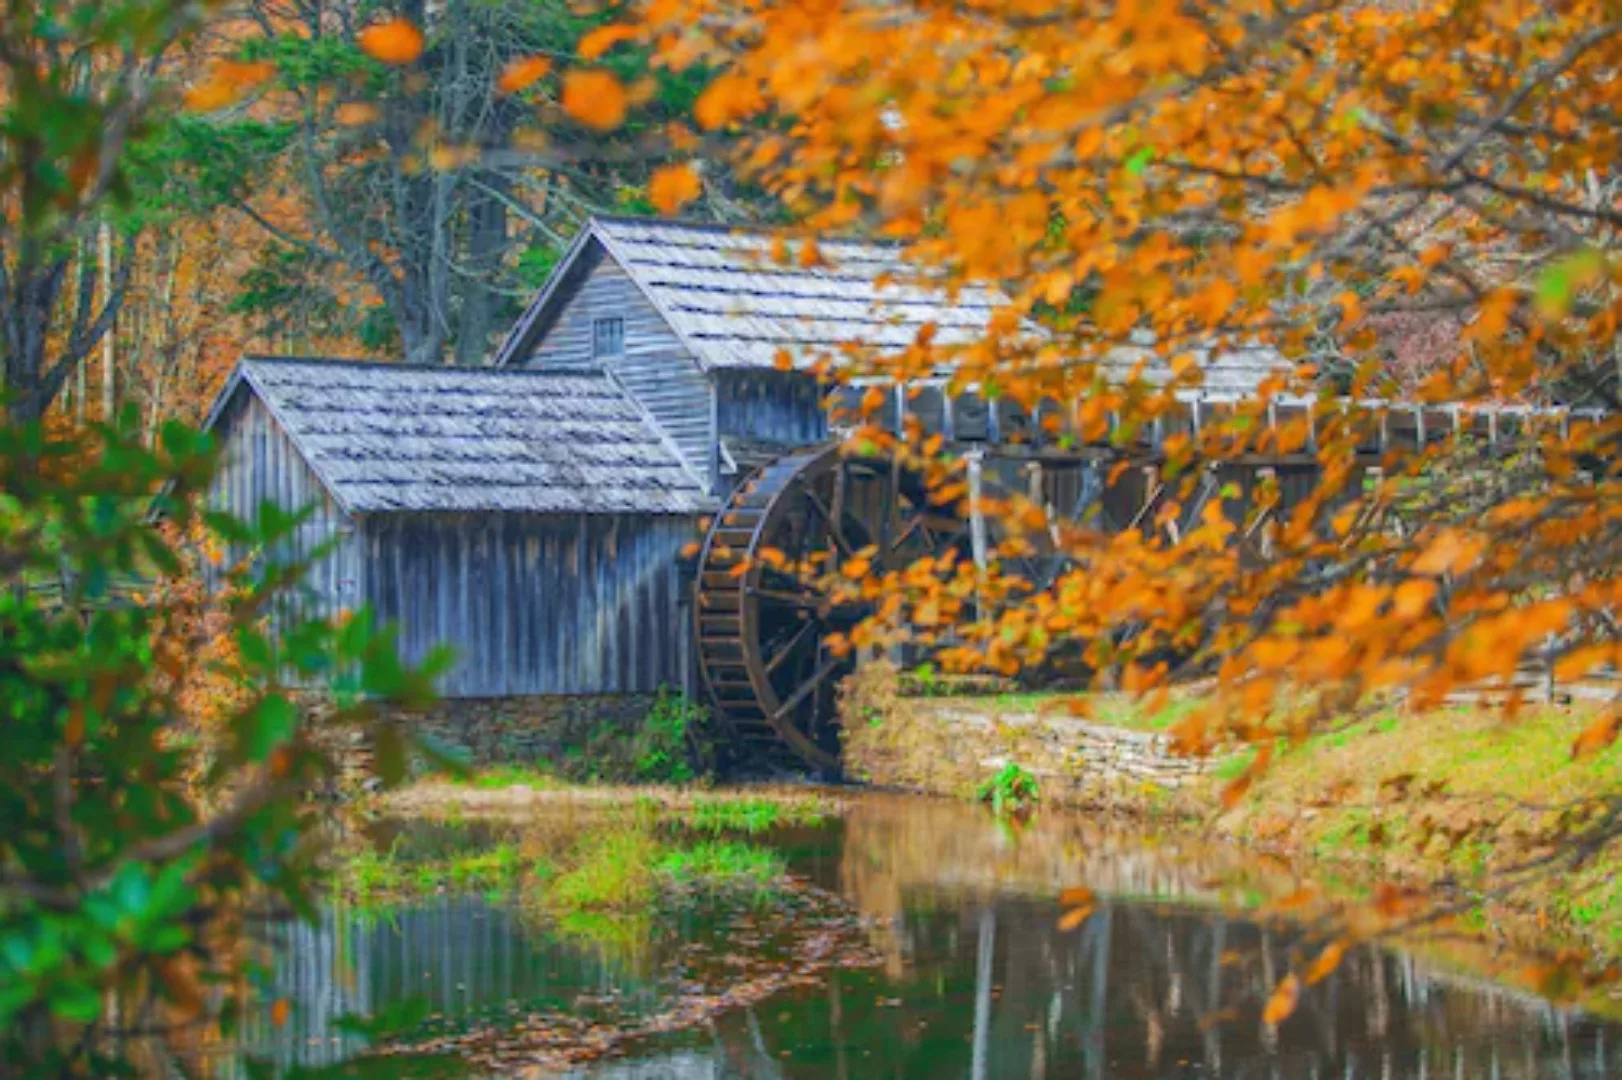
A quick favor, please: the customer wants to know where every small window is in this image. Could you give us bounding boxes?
[592,316,624,359]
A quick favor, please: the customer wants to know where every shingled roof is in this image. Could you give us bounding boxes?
[496,216,1008,371]
[1100,335,1293,399]
[496,217,1290,397]
[208,358,710,515]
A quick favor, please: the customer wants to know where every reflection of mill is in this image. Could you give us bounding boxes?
[208,896,665,1077]
[860,899,1612,1080]
[833,794,1247,979]
[831,797,1613,1080]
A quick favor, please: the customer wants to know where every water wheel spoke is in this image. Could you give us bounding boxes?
[698,442,972,774]
[752,586,818,610]
[764,620,818,676]
[891,512,929,554]
[829,463,849,550]
[802,485,854,557]
[772,654,844,722]
[882,456,902,554]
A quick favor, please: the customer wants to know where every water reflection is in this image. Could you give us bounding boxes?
[234,793,1616,1078]
[228,897,677,1074]
[595,898,1611,1079]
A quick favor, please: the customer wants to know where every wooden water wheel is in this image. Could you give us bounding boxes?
[694,444,997,773]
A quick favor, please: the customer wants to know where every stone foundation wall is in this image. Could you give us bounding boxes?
[306,693,661,782]
[405,694,658,765]
[840,664,1220,808]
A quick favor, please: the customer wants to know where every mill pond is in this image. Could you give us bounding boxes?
[210,791,1618,1080]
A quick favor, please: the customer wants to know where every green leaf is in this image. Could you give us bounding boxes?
[1124,146,1154,176]
[372,723,409,788]
[412,731,471,780]
[239,695,298,762]
[50,985,105,1023]
[333,995,431,1041]
[1534,248,1606,319]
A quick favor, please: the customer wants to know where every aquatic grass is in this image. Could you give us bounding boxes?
[655,841,785,889]
[682,796,833,835]
[445,843,530,890]
[335,841,543,904]
[459,763,556,790]
[548,827,662,912]
[340,847,407,903]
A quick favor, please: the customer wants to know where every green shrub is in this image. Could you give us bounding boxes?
[549,828,662,912]
[632,689,708,783]
[0,416,452,1073]
[977,762,1041,815]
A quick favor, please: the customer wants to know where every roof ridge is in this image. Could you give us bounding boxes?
[590,213,908,250]
[243,355,614,378]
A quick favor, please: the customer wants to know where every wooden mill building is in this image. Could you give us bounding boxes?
[203,216,1296,758]
[203,217,1027,709]
[202,358,708,701]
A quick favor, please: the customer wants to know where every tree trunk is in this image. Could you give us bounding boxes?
[455,178,509,367]
[100,222,115,422]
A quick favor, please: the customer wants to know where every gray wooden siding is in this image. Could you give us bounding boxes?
[208,389,362,621]
[523,243,716,489]
[715,371,827,445]
[364,512,696,698]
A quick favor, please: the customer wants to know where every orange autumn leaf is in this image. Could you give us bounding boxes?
[156,955,207,1020]
[184,60,276,112]
[497,56,552,94]
[359,19,425,66]
[270,998,291,1028]
[1220,772,1252,808]
[579,24,639,61]
[1412,531,1483,577]
[1262,974,1301,1026]
[1571,713,1621,760]
[1057,904,1094,932]
[842,555,872,579]
[1058,886,1094,907]
[648,163,703,215]
[1373,883,1426,919]
[1304,940,1347,985]
[334,102,381,126]
[562,70,628,130]
[1220,744,1271,808]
